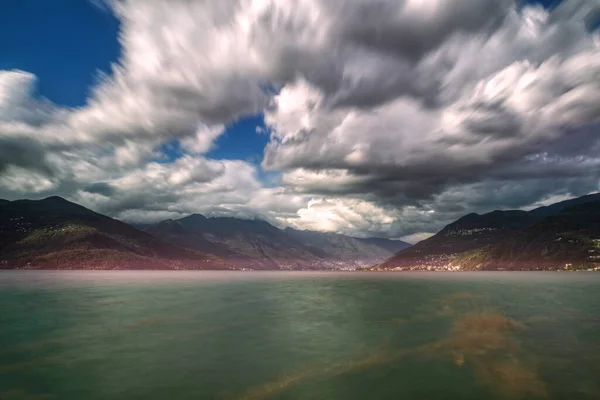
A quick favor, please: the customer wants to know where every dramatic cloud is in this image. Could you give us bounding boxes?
[1,0,599,240]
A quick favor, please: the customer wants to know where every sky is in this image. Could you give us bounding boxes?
[0,0,599,243]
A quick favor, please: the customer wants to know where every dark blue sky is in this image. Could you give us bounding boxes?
[207,115,270,162]
[0,0,120,107]
[155,114,270,163]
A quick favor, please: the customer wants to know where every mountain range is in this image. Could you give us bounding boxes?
[450,200,600,271]
[142,214,410,270]
[373,193,600,271]
[2,194,599,271]
[0,197,230,270]
[0,196,409,270]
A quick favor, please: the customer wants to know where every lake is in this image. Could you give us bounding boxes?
[0,271,599,399]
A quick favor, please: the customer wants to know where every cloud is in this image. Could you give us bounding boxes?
[1,0,599,240]
[400,232,436,245]
[0,71,54,125]
[281,197,396,237]
[261,0,600,229]
[72,0,270,141]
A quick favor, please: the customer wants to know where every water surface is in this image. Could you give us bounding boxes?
[1,271,599,399]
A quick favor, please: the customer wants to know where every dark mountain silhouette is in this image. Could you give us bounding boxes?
[173,215,322,269]
[375,193,600,271]
[529,193,600,218]
[453,200,600,271]
[144,216,410,270]
[284,227,410,267]
[0,197,230,270]
[145,218,235,257]
[354,237,411,254]
[376,210,539,270]
[5,193,597,271]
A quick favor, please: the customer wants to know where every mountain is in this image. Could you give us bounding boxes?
[144,216,410,270]
[354,237,411,254]
[0,197,230,270]
[376,210,540,270]
[283,227,411,268]
[174,215,320,269]
[374,193,600,271]
[12,193,597,272]
[529,193,600,218]
[452,200,600,271]
[145,218,235,257]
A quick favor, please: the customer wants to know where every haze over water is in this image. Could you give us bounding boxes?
[1,271,599,399]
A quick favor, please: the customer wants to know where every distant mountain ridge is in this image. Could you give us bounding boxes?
[143,215,410,270]
[528,193,600,218]
[376,210,539,270]
[374,193,600,271]
[0,196,409,270]
[0,197,230,270]
[452,200,600,271]
[4,193,597,271]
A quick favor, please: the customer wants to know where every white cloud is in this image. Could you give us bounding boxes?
[180,124,225,154]
[281,197,396,236]
[0,166,56,194]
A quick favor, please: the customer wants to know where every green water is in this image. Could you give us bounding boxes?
[0,271,599,400]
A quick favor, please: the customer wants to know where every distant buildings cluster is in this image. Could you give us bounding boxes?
[444,228,497,237]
